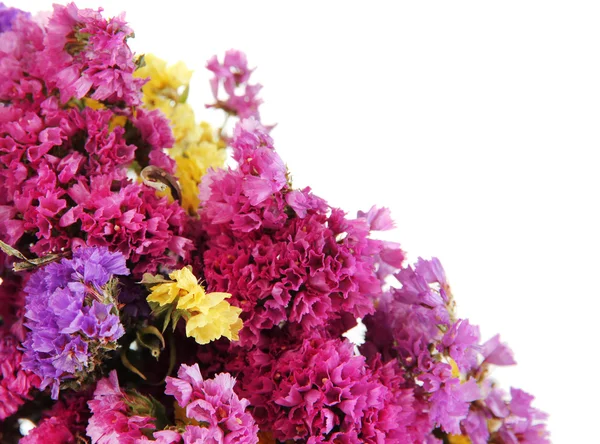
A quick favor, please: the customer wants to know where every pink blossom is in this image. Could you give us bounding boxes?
[0,333,40,420]
[87,371,156,444]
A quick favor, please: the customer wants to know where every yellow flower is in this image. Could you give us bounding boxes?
[174,139,226,213]
[146,267,243,345]
[135,54,227,213]
[147,267,200,306]
[135,54,192,117]
[186,300,243,345]
[147,281,180,306]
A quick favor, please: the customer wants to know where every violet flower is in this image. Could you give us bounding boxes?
[22,246,128,399]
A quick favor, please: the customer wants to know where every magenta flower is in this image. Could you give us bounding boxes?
[228,337,413,443]
[0,333,41,420]
[21,390,91,444]
[44,3,145,106]
[165,363,258,444]
[87,371,157,443]
[198,119,395,346]
[206,50,263,119]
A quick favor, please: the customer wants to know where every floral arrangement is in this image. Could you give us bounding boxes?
[0,3,550,443]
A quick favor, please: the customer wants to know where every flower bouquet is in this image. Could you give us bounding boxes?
[0,3,550,443]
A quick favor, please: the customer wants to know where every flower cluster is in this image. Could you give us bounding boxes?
[0,3,549,443]
[86,364,258,444]
[0,3,192,276]
[87,370,159,443]
[228,337,415,443]
[199,118,404,346]
[22,247,127,399]
[361,257,549,442]
[165,363,258,443]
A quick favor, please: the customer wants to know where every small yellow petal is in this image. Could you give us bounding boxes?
[147,282,179,306]
[169,267,198,292]
[176,288,206,311]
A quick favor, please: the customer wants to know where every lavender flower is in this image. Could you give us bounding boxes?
[22,246,128,398]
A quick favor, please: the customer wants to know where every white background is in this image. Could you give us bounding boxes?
[9,1,600,442]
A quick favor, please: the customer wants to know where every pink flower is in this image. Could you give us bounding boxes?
[165,364,258,444]
[198,120,392,346]
[228,337,413,443]
[206,51,263,119]
[481,334,516,366]
[21,390,91,444]
[0,333,40,420]
[43,3,145,106]
[87,371,156,444]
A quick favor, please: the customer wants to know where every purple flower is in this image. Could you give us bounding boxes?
[392,261,446,308]
[485,388,550,443]
[428,377,481,434]
[22,246,128,399]
[439,319,481,372]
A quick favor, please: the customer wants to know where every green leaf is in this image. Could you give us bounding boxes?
[1,240,67,272]
[179,84,190,103]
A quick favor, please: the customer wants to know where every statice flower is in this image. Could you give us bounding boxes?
[43,3,145,106]
[199,119,397,346]
[228,337,413,443]
[21,389,91,443]
[0,6,192,276]
[58,176,192,276]
[0,332,41,420]
[22,247,128,399]
[361,257,550,441]
[87,370,158,443]
[206,50,263,119]
[165,363,258,443]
